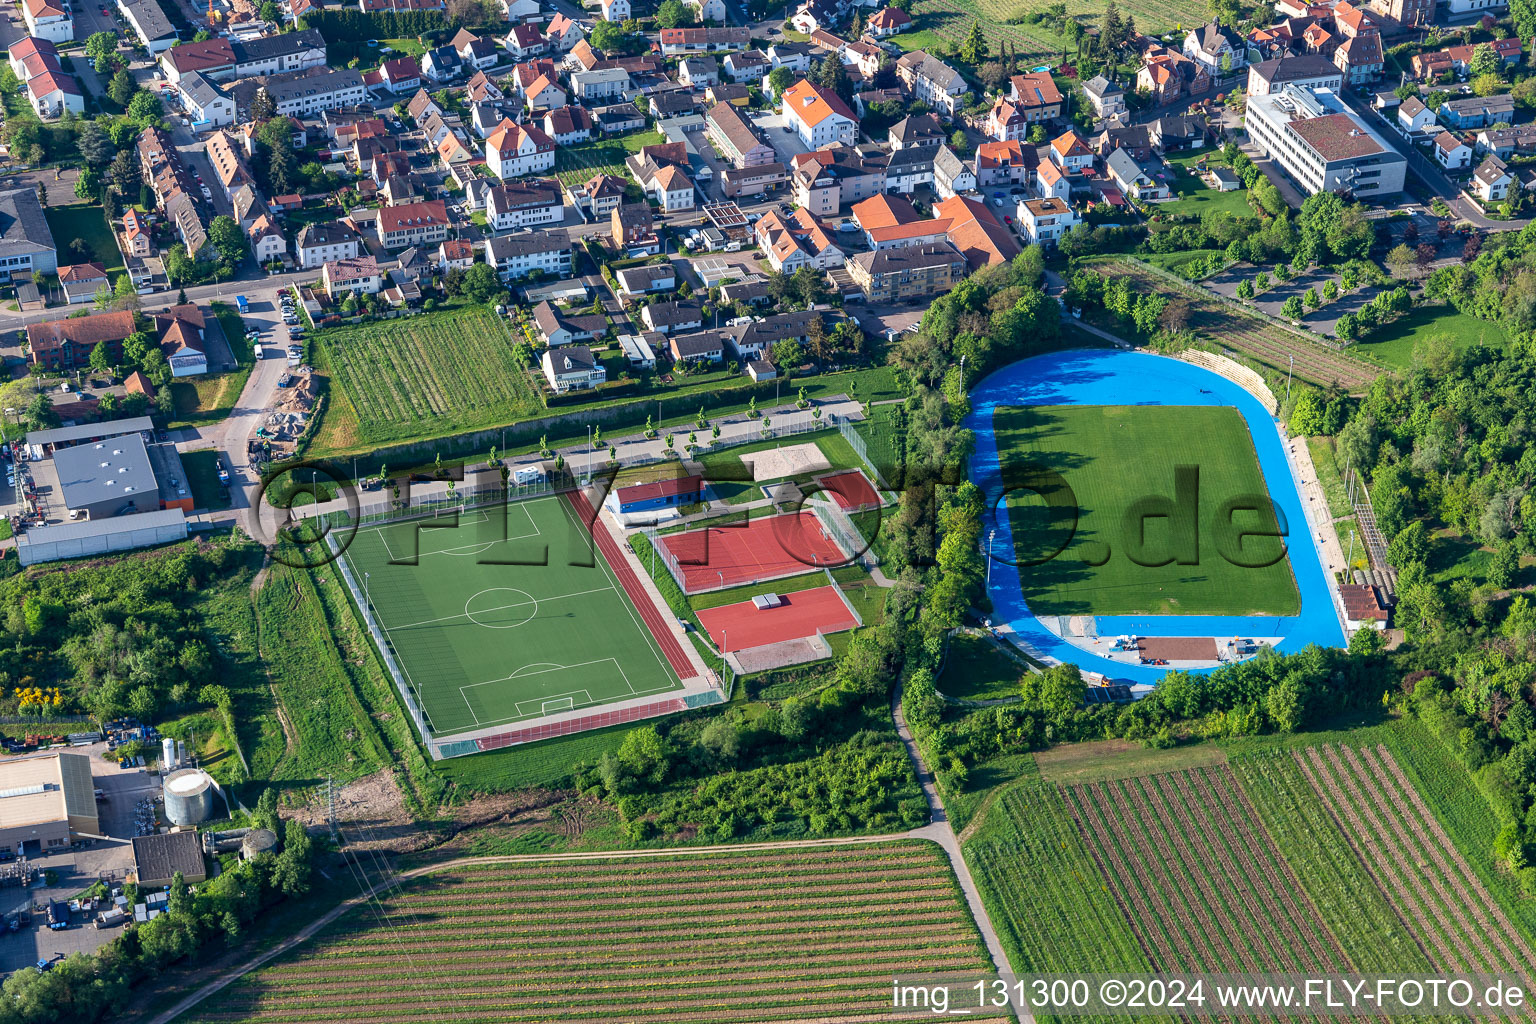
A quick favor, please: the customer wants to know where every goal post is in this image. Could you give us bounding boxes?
[541,696,576,715]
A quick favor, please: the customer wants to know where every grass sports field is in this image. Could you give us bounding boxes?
[997,404,1300,617]
[339,496,680,737]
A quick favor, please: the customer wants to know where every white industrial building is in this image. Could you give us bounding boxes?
[1244,85,1405,198]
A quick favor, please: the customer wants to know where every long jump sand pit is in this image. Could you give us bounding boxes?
[743,442,830,482]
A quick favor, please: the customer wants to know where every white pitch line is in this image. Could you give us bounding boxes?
[381,585,618,633]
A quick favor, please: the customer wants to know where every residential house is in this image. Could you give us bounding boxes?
[669,332,726,365]
[896,52,969,117]
[725,50,770,81]
[261,68,367,117]
[767,41,814,73]
[486,230,572,280]
[26,70,81,119]
[1398,95,1436,133]
[118,0,178,55]
[867,7,912,36]
[27,310,133,368]
[323,255,383,298]
[657,27,750,54]
[7,37,56,81]
[782,79,858,149]
[376,200,450,249]
[1049,130,1093,172]
[1330,1,1383,87]
[889,113,946,151]
[615,264,676,296]
[58,263,108,304]
[532,300,606,347]
[486,119,557,179]
[755,208,844,273]
[1082,75,1126,119]
[1246,54,1343,98]
[1474,153,1512,202]
[849,242,966,303]
[685,0,727,21]
[249,214,287,265]
[1036,160,1070,201]
[571,67,630,102]
[932,194,1020,269]
[1148,114,1208,152]
[159,29,327,83]
[541,345,605,392]
[572,173,629,218]
[641,300,704,334]
[721,162,787,198]
[1016,196,1079,246]
[543,106,595,145]
[885,146,935,194]
[1137,48,1209,105]
[707,102,776,169]
[598,0,629,21]
[1434,129,1474,169]
[122,209,151,258]
[503,23,548,61]
[679,57,719,88]
[1105,148,1170,200]
[594,103,645,134]
[1475,125,1536,158]
[523,72,566,110]
[649,89,701,119]
[464,72,502,104]
[180,71,235,127]
[707,83,750,106]
[471,100,518,137]
[21,0,71,44]
[852,193,949,250]
[973,139,1035,188]
[933,145,977,199]
[1093,124,1153,160]
[157,306,207,377]
[1183,22,1244,73]
[612,203,657,253]
[486,179,564,230]
[421,45,463,82]
[1438,94,1515,131]
[545,13,584,52]
[379,57,421,94]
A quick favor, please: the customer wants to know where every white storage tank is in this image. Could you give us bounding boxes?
[162,769,214,826]
[161,737,178,770]
[240,828,278,862]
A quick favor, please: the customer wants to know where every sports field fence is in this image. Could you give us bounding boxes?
[322,465,579,532]
[836,415,890,490]
[824,566,864,628]
[812,499,878,571]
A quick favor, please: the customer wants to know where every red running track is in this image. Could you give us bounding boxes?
[696,585,858,652]
[659,510,848,593]
[564,489,696,680]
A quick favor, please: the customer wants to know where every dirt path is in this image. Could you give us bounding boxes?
[249,553,296,767]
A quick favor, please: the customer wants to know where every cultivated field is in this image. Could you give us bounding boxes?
[904,0,1200,61]
[965,733,1536,1022]
[554,130,664,188]
[1294,743,1536,992]
[316,307,543,447]
[1062,766,1350,974]
[1097,260,1379,391]
[996,403,1300,616]
[179,842,1009,1024]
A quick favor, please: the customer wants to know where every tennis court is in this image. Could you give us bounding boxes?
[816,470,881,511]
[696,585,859,652]
[658,511,849,594]
[339,496,682,736]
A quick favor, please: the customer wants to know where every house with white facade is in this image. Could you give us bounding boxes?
[485,119,556,179]
[1016,197,1078,247]
[486,230,572,280]
[542,345,606,392]
[21,0,72,45]
[322,255,383,298]
[782,79,857,149]
[486,179,564,230]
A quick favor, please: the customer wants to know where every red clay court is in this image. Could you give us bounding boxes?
[816,470,881,511]
[697,585,859,652]
[659,511,849,593]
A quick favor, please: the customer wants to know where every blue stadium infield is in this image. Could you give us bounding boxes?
[966,348,1347,685]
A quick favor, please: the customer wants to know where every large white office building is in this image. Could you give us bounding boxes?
[1245,85,1405,197]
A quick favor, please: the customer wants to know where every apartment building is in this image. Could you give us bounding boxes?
[1244,84,1404,196]
[849,243,966,303]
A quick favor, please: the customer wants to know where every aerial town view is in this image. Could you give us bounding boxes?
[0,0,1531,1016]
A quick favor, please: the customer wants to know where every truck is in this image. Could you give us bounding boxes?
[45,901,68,931]
[235,295,249,314]
[96,907,126,929]
[217,456,230,486]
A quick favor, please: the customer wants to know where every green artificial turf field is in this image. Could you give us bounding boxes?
[339,496,680,737]
[996,404,1300,617]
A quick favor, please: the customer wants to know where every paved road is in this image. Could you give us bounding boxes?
[893,683,1027,1022]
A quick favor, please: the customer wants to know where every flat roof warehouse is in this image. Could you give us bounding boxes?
[52,436,159,512]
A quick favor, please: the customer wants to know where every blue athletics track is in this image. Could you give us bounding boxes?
[965,348,1347,685]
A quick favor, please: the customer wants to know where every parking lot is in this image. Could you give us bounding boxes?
[0,744,162,972]
[750,110,813,167]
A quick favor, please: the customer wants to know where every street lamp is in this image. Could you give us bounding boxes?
[364,572,371,615]
[986,528,995,588]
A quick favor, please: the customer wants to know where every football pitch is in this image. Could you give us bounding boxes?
[997,404,1301,617]
[338,496,681,736]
